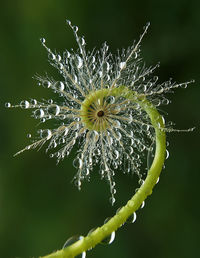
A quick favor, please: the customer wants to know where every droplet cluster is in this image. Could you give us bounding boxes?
[5,20,194,204]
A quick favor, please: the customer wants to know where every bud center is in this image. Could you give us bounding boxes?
[97,110,104,117]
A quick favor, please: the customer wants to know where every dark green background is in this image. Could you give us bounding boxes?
[1,0,199,257]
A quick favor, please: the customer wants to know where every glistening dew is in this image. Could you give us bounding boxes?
[5,20,194,205]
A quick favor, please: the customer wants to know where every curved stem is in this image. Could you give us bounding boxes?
[41,86,166,258]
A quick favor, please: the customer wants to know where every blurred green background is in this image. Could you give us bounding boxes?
[1,0,200,257]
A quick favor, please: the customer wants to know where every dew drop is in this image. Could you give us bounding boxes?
[101,218,115,245]
[126,212,137,223]
[20,100,30,109]
[81,37,86,46]
[57,55,61,61]
[5,102,11,108]
[66,20,71,26]
[109,196,116,206]
[114,150,119,159]
[27,133,32,138]
[48,105,60,116]
[55,81,65,91]
[140,201,145,209]
[43,81,51,88]
[73,157,83,169]
[34,108,45,119]
[40,129,52,140]
[166,149,169,159]
[87,227,97,237]
[30,99,37,106]
[40,38,46,44]
[48,53,56,60]
[106,96,115,104]
[119,62,126,69]
[73,26,78,32]
[77,56,83,68]
[63,236,86,258]
[134,52,138,59]
[181,83,188,89]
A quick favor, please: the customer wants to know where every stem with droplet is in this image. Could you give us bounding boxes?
[41,86,166,258]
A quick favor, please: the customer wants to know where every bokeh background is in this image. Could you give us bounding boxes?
[1,0,200,257]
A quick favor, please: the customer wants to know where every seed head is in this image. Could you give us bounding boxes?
[6,20,194,205]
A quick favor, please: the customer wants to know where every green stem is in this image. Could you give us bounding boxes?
[41,86,166,258]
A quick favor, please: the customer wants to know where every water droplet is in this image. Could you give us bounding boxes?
[48,105,60,116]
[55,81,65,91]
[166,149,169,159]
[27,134,32,138]
[48,53,56,60]
[181,83,188,89]
[40,129,52,140]
[34,108,45,119]
[43,81,51,88]
[109,196,116,205]
[81,37,86,46]
[114,150,119,159]
[31,99,37,106]
[126,212,137,223]
[74,75,78,84]
[40,38,46,44]
[20,100,30,109]
[57,55,61,61]
[5,102,11,108]
[63,236,86,258]
[73,157,83,169]
[140,201,145,209]
[119,62,126,69]
[101,218,115,245]
[134,52,138,59]
[156,177,160,184]
[106,96,115,104]
[73,26,78,32]
[66,20,71,26]
[77,56,83,68]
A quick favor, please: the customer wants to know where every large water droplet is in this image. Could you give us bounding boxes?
[77,56,83,68]
[166,149,169,159]
[106,96,115,104]
[63,236,86,258]
[48,105,60,116]
[119,62,126,69]
[43,81,51,88]
[73,157,83,169]
[34,108,45,119]
[40,129,52,140]
[126,212,137,223]
[20,100,30,109]
[40,38,46,44]
[81,37,86,46]
[55,81,65,91]
[101,219,115,245]
[5,102,11,108]
[30,99,37,106]
[48,53,56,60]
